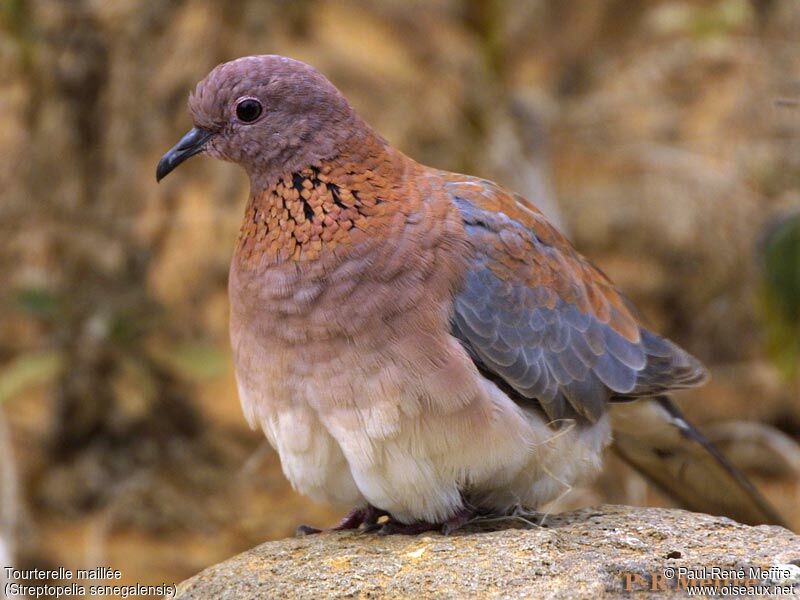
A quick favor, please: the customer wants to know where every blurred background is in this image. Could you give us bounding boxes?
[1,0,799,596]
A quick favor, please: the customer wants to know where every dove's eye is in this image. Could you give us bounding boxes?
[235,98,262,123]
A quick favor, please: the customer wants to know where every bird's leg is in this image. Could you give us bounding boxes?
[376,520,438,536]
[296,505,387,536]
[376,506,477,536]
[333,507,368,530]
[441,506,476,535]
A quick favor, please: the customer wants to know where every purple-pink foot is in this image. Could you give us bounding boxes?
[376,520,437,536]
[296,505,388,536]
[376,507,476,536]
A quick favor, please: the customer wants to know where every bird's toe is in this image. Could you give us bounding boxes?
[295,524,323,536]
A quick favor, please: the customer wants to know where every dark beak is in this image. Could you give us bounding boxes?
[156,127,214,182]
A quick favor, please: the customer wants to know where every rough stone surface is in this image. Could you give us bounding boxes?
[173,505,800,599]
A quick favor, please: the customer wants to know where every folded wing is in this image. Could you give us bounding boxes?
[444,175,707,423]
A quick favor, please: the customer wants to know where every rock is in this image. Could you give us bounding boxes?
[173,505,800,599]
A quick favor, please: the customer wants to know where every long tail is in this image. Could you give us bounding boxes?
[610,395,788,528]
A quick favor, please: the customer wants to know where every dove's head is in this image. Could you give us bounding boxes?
[156,55,358,186]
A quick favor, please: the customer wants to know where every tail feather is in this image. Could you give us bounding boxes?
[610,395,788,528]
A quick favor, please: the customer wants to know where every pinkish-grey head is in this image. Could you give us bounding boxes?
[156,55,357,185]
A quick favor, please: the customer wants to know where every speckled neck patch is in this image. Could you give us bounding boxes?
[235,163,391,265]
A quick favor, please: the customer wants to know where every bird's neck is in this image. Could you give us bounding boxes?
[233,137,407,270]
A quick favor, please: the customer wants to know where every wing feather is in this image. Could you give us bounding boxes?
[445,175,708,423]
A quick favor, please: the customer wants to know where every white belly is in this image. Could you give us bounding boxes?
[233,326,610,524]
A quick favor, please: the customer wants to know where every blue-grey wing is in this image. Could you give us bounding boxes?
[445,175,707,423]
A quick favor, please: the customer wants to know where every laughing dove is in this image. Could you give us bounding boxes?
[157,55,784,534]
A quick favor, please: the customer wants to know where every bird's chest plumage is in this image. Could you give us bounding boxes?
[229,194,472,416]
[230,156,468,396]
[230,154,471,398]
